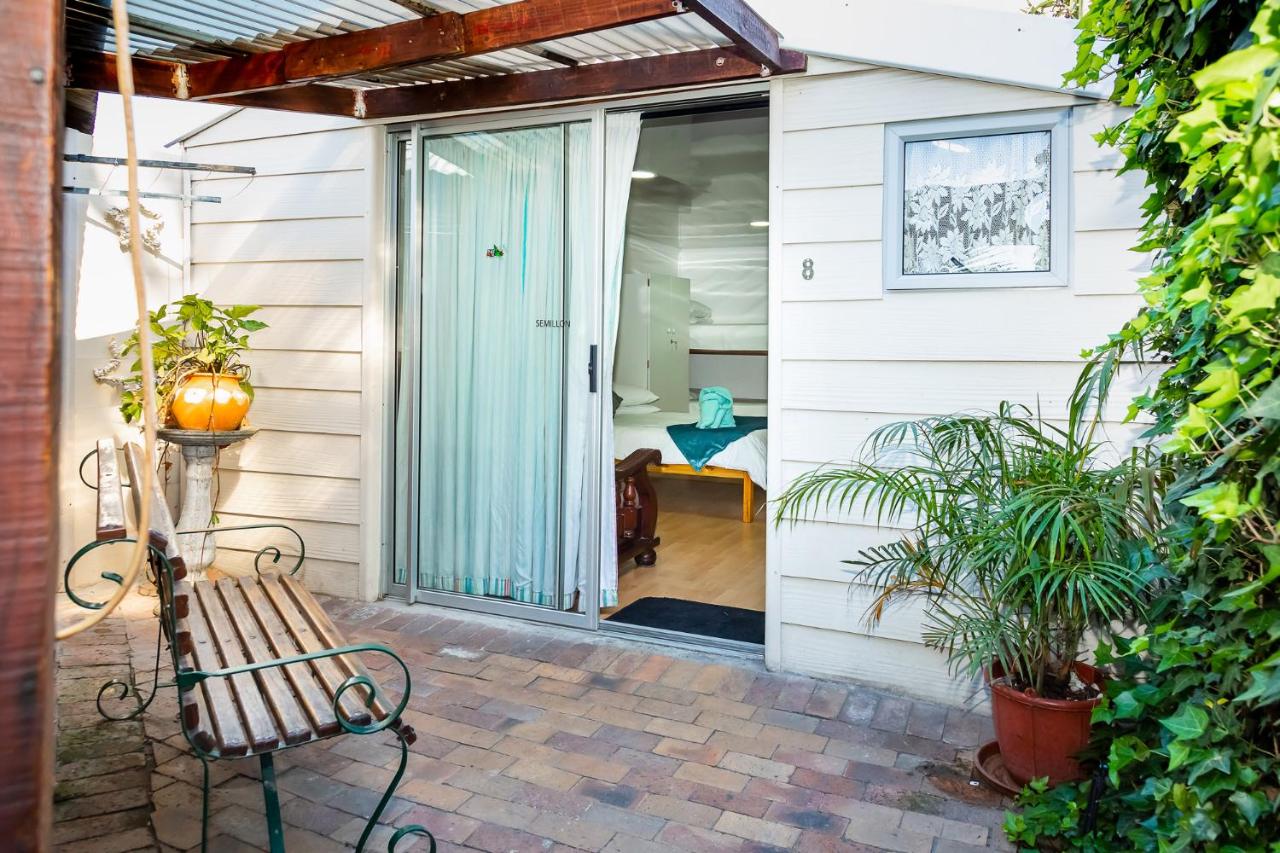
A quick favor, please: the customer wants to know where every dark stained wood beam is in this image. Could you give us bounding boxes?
[182,0,679,100]
[186,13,465,98]
[66,52,359,116]
[361,46,804,120]
[0,0,61,847]
[683,0,789,71]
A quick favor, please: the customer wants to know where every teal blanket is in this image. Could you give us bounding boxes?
[667,416,767,471]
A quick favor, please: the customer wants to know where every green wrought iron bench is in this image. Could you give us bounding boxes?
[66,438,434,853]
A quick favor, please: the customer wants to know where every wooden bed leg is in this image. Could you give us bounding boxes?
[741,473,754,523]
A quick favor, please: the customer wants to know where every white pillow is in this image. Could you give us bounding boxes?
[613,383,658,406]
[615,403,660,416]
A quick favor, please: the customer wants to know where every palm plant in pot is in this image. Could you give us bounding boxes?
[116,295,267,431]
[774,372,1166,787]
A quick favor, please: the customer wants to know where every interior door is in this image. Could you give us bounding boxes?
[647,274,690,411]
[397,121,595,619]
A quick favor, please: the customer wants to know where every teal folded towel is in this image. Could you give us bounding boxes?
[696,386,735,429]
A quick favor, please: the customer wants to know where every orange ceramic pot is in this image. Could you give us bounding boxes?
[170,372,251,431]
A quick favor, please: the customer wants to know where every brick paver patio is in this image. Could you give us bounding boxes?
[55,591,1012,853]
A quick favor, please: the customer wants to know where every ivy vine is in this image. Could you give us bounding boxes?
[1006,0,1280,849]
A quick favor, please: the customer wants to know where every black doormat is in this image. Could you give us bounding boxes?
[607,597,764,645]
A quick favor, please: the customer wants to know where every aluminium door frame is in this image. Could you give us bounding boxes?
[381,82,771,633]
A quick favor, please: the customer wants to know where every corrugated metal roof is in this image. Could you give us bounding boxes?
[66,0,733,90]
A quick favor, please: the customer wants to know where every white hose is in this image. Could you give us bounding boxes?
[57,0,159,641]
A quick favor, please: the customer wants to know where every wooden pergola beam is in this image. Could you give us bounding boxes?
[66,52,359,116]
[682,0,789,71]
[183,0,683,100]
[0,0,61,847]
[361,47,805,120]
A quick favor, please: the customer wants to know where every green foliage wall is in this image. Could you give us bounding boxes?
[1006,0,1280,849]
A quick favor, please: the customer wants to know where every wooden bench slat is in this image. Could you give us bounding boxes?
[278,574,394,722]
[194,582,282,753]
[181,595,250,757]
[95,439,127,541]
[257,574,374,729]
[236,577,344,739]
[215,577,314,746]
[122,442,186,581]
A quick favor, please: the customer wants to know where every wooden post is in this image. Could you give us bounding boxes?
[0,0,63,848]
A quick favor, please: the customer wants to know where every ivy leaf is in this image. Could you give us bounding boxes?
[1224,271,1280,322]
[1168,740,1192,771]
[1193,43,1280,90]
[1243,377,1280,420]
[1229,790,1268,826]
[1160,704,1209,741]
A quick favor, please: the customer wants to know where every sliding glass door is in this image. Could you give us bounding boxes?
[390,120,598,624]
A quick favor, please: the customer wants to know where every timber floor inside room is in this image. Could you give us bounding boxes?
[603,473,765,618]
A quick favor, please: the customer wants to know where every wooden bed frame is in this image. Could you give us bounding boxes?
[647,462,755,523]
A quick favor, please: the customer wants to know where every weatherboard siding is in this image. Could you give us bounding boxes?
[767,66,1149,705]
[185,110,376,599]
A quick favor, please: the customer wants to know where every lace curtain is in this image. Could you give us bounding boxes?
[902,130,1052,276]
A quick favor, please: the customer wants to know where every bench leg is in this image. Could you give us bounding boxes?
[356,724,435,853]
[259,753,287,853]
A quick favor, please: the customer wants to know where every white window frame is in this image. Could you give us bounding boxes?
[882,108,1071,291]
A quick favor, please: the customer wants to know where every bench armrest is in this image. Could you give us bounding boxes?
[176,523,306,576]
[175,642,412,736]
[63,536,173,611]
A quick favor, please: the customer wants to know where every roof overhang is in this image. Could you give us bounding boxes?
[747,0,1106,98]
[64,0,806,120]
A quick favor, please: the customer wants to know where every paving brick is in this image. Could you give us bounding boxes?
[443,743,517,771]
[394,803,481,845]
[675,762,750,793]
[695,711,764,738]
[804,684,848,719]
[655,822,745,853]
[654,737,726,765]
[714,811,801,848]
[790,768,865,799]
[764,802,850,836]
[899,811,989,845]
[530,810,618,851]
[904,702,948,740]
[464,823,553,853]
[456,793,539,831]
[942,710,993,749]
[505,759,583,791]
[399,777,472,811]
[637,793,723,829]
[843,816,934,853]
[584,802,669,842]
[772,747,849,776]
[718,751,795,782]
[694,694,757,720]
[575,780,644,809]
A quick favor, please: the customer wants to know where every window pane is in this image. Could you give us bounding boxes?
[902,130,1051,276]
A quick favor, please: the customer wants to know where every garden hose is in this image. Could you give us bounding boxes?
[57,0,159,641]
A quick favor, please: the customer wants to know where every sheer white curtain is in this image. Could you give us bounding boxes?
[417,126,570,606]
[597,112,642,607]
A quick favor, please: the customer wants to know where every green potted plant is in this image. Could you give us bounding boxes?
[775,372,1166,786]
[116,295,267,431]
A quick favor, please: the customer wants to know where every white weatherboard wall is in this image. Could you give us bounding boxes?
[183,111,384,601]
[766,64,1150,706]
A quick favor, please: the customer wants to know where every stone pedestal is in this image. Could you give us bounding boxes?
[158,428,255,581]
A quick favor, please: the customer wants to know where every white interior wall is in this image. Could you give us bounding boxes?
[618,110,770,401]
[766,62,1150,706]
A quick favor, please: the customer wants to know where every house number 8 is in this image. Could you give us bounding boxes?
[801,258,815,280]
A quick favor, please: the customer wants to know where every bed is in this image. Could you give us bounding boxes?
[613,401,767,523]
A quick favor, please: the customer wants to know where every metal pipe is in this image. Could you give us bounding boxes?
[64,153,255,174]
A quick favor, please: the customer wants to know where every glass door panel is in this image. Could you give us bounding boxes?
[396,121,594,618]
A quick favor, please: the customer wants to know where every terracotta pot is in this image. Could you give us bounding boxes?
[170,372,251,431]
[987,661,1104,787]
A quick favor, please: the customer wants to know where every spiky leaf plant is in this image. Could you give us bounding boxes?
[774,370,1167,698]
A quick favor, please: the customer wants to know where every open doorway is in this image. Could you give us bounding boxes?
[603,100,769,646]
